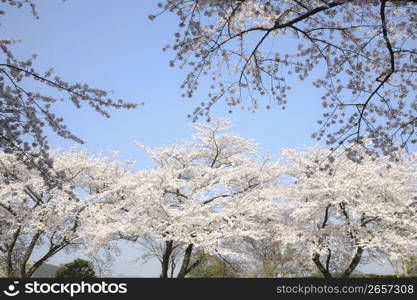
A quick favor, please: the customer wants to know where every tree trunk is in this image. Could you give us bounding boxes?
[312,253,332,278]
[313,247,364,278]
[6,227,21,277]
[160,240,174,278]
[342,247,363,278]
[177,244,193,278]
[20,232,41,278]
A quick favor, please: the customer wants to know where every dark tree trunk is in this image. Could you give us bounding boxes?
[160,240,174,278]
[312,253,332,278]
[342,247,363,278]
[313,247,364,278]
[6,227,21,278]
[177,244,193,278]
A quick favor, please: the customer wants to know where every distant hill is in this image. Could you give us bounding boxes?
[31,263,60,278]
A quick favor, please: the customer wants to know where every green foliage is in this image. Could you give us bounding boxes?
[188,254,240,278]
[55,259,96,279]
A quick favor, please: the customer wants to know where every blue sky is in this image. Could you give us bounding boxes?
[2,0,393,276]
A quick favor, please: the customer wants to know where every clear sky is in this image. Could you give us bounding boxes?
[2,0,394,277]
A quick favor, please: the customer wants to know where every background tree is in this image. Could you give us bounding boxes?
[153,0,417,155]
[55,258,96,279]
[271,144,417,277]
[129,236,187,278]
[0,148,134,278]
[86,246,116,278]
[0,0,138,183]
[404,256,417,276]
[387,254,417,277]
[186,243,312,278]
[238,239,313,277]
[0,239,26,277]
[187,252,241,278]
[84,119,282,278]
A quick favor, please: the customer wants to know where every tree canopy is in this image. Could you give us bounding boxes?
[79,119,417,278]
[153,0,417,154]
[0,148,133,277]
[0,1,138,183]
[55,258,96,279]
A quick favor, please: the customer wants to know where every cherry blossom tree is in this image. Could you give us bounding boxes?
[272,144,417,277]
[153,0,417,154]
[0,1,138,183]
[80,119,417,278]
[84,119,281,278]
[0,148,134,278]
